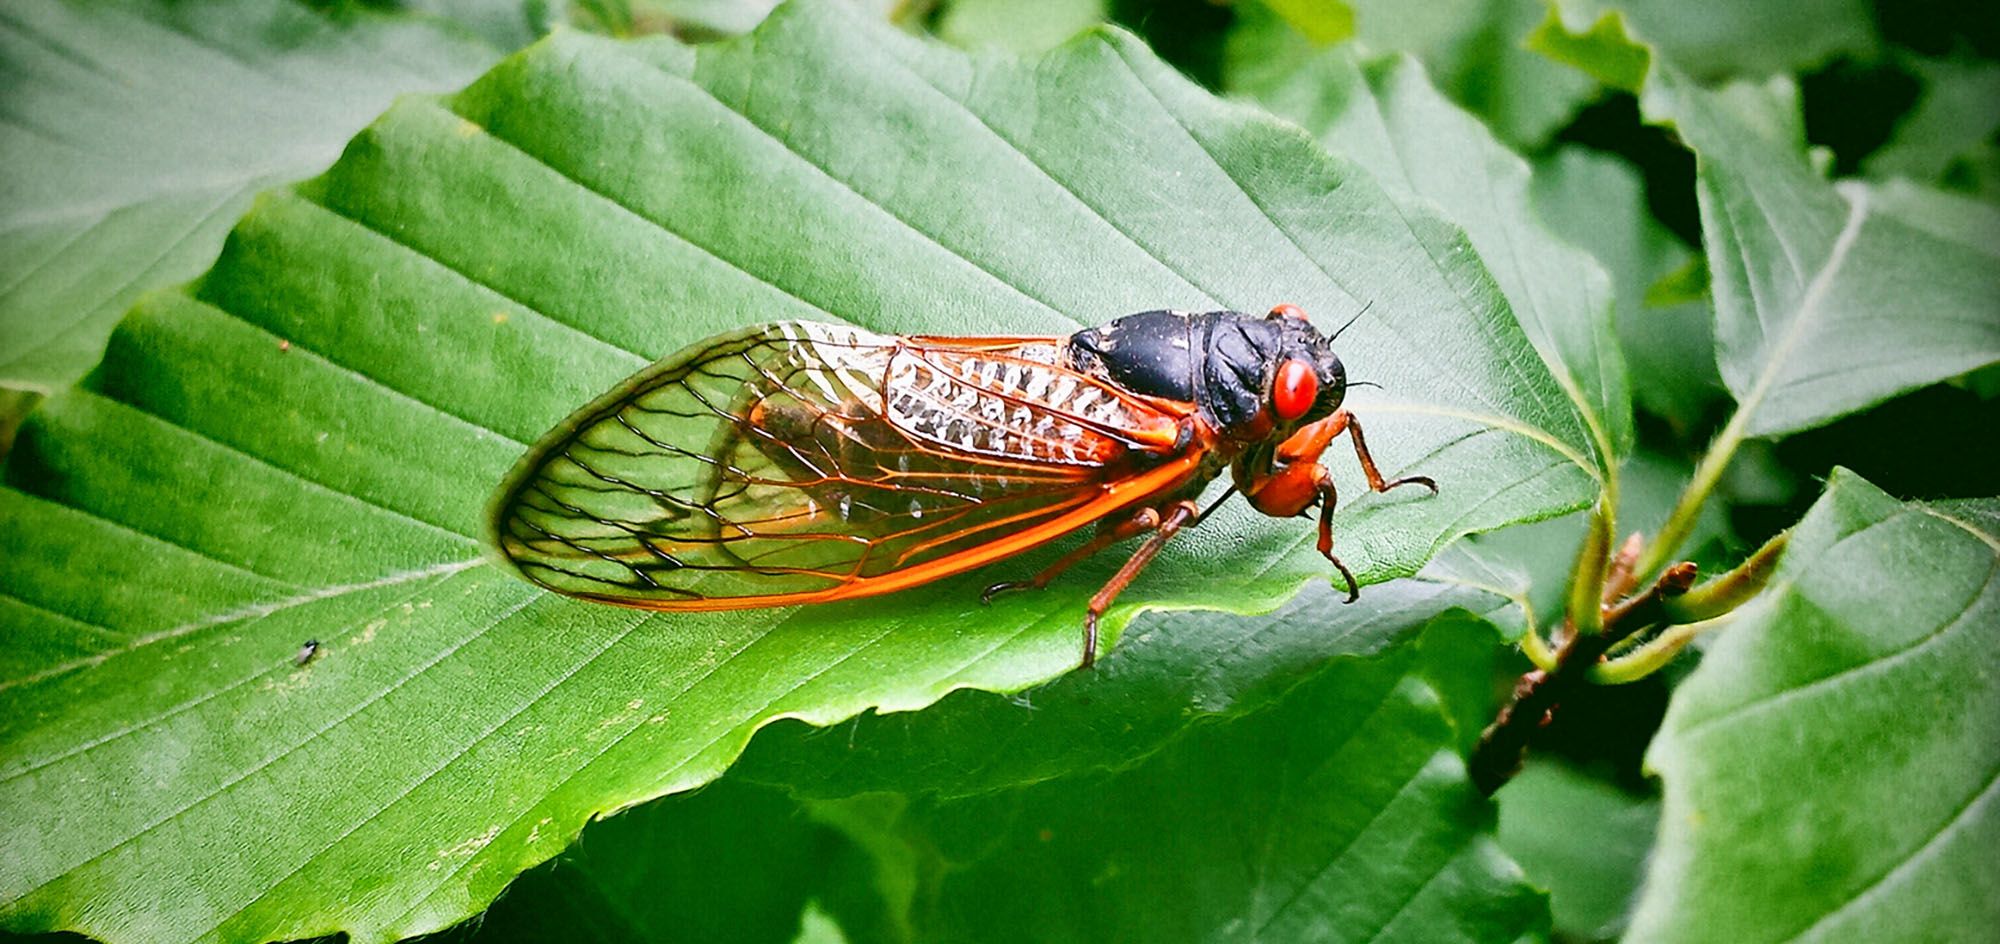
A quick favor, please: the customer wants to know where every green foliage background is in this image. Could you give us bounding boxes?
[1,1,1995,943]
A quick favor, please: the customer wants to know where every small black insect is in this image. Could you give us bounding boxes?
[294,639,321,667]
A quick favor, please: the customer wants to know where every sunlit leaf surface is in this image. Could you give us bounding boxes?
[0,4,1598,940]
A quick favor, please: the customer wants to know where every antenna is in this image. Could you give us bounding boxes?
[1331,300,1373,340]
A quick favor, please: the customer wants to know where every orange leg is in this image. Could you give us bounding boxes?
[1080,500,1199,667]
[1243,458,1363,601]
[1313,477,1361,602]
[1346,413,1437,494]
[1255,409,1438,602]
[982,506,1162,604]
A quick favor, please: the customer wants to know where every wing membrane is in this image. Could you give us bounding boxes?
[490,321,1200,608]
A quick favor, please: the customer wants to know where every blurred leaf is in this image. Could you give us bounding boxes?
[1429,0,1601,150]
[1631,470,2000,942]
[564,0,781,38]
[1230,44,1631,472]
[791,903,850,944]
[390,0,564,49]
[1864,56,2000,187]
[1538,0,1876,81]
[732,580,1511,800]
[1943,142,2000,204]
[0,390,36,464]
[864,618,1550,943]
[1496,761,1656,941]
[1532,146,1725,430]
[1420,446,1736,641]
[1644,255,1709,307]
[0,0,499,395]
[1261,0,1356,46]
[1861,175,2000,249]
[436,778,838,944]
[0,4,1603,941]
[1537,6,2000,438]
[936,0,1106,54]
[1235,0,1596,149]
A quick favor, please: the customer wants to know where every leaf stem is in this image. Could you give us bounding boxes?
[1591,614,1733,684]
[1633,403,1749,582]
[1470,561,1696,795]
[1567,502,1615,636]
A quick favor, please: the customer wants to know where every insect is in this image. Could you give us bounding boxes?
[295,639,320,667]
[488,306,1435,667]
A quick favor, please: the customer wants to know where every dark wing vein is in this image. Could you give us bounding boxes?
[490,321,1183,608]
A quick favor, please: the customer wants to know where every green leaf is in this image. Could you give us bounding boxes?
[1260,0,1358,46]
[935,0,1107,55]
[1537,0,1876,81]
[0,4,1601,940]
[836,618,1550,943]
[562,0,784,39]
[394,0,563,50]
[1630,470,2000,942]
[1233,0,1597,150]
[1532,147,1725,430]
[443,777,839,944]
[791,903,851,944]
[0,0,499,395]
[1865,56,2000,187]
[732,580,1512,800]
[1229,43,1632,473]
[1418,445,1736,645]
[1417,0,1600,151]
[1496,761,1656,941]
[1536,8,2000,439]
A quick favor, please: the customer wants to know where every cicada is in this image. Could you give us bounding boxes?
[488,305,1435,666]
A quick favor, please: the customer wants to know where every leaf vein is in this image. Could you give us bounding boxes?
[87,389,477,543]
[0,570,460,782]
[620,46,1079,326]
[7,573,528,903]
[193,603,657,942]
[299,176,652,365]
[0,559,481,694]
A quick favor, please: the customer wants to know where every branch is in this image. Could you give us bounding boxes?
[1468,562,1697,796]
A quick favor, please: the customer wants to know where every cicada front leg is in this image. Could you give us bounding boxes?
[1242,453,1359,601]
[1243,409,1439,602]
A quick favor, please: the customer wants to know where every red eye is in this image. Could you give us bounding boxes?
[1273,359,1318,421]
[1269,303,1309,322]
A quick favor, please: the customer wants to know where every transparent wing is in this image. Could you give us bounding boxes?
[489,321,1198,608]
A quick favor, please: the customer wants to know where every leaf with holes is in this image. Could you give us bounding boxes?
[0,0,498,395]
[1628,470,2000,942]
[0,4,1601,941]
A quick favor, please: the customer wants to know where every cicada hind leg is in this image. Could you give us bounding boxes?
[1080,500,1199,668]
[980,500,1200,669]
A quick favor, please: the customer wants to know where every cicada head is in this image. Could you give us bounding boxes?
[1258,303,1348,428]
[1188,306,1346,440]
[1066,306,1348,441]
